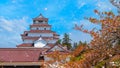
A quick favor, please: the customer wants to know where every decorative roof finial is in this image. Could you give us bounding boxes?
[39,13,42,16]
[37,13,44,18]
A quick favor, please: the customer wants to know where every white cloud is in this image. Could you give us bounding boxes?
[77,0,116,12]
[96,1,116,11]
[0,0,25,17]
[12,0,16,3]
[0,16,29,48]
[72,20,101,30]
[12,0,24,4]
[44,8,48,11]
[0,17,14,32]
[59,30,92,45]
[69,19,101,44]
[69,30,92,43]
[69,33,72,35]
[1,25,13,32]
[78,2,86,9]
[0,16,29,32]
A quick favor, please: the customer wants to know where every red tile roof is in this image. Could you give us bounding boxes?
[53,34,59,36]
[47,44,54,48]
[17,43,33,47]
[0,48,44,62]
[45,44,70,55]
[33,18,48,21]
[22,37,59,40]
[30,24,51,27]
[26,30,54,33]
[33,14,48,21]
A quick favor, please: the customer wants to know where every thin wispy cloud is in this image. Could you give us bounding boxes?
[96,1,115,11]
[0,16,29,47]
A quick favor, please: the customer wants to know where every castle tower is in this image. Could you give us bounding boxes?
[17,14,59,48]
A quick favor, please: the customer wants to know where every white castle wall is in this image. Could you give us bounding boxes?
[28,33,53,37]
[34,21,47,24]
[47,39,57,43]
[23,39,58,44]
[23,40,33,43]
[31,27,50,30]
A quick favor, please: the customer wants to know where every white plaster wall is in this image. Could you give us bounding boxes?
[44,55,70,62]
[34,42,46,48]
[23,40,33,43]
[45,27,50,30]
[43,21,47,24]
[34,21,47,24]
[34,21,39,24]
[31,27,36,30]
[44,56,53,61]
[48,39,57,43]
[49,46,64,51]
[28,33,53,37]
[54,36,59,38]
[31,27,50,30]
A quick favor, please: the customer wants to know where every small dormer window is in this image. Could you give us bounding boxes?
[38,21,43,23]
[33,20,35,23]
[35,21,38,23]
[33,20,38,24]
[25,33,28,36]
[37,28,39,30]
[43,21,47,24]
[44,28,46,30]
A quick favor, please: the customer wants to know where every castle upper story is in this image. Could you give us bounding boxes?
[17,14,59,48]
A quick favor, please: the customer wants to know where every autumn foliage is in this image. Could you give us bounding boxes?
[65,10,120,68]
[43,10,120,68]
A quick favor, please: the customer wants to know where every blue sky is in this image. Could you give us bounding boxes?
[0,0,117,47]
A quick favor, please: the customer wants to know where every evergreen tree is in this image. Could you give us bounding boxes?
[72,42,78,50]
[56,39,62,44]
[62,33,72,50]
[78,41,87,46]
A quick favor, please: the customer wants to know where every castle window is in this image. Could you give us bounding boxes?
[36,28,39,30]
[39,55,44,60]
[44,28,46,30]
[25,33,28,36]
[35,21,39,24]
[38,21,43,23]
[33,20,35,23]
[43,21,47,24]
[32,43,34,46]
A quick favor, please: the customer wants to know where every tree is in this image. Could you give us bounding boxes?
[72,42,78,50]
[78,10,120,67]
[65,10,120,68]
[62,33,72,50]
[56,39,62,44]
[43,50,70,68]
[78,41,87,46]
[72,41,88,50]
